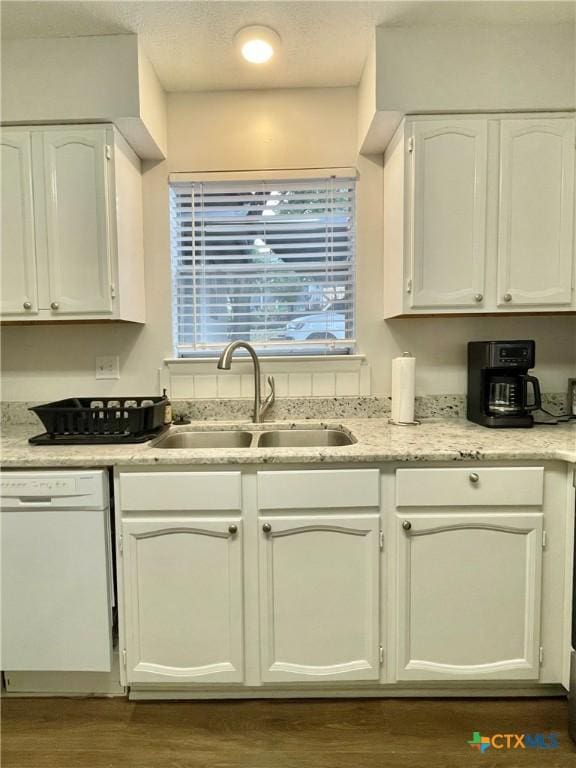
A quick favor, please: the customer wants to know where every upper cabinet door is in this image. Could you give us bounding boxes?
[0,131,39,315]
[497,118,575,307]
[396,513,543,681]
[410,120,488,309]
[42,129,114,315]
[258,515,380,683]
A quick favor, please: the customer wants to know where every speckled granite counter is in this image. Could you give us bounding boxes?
[1,418,575,467]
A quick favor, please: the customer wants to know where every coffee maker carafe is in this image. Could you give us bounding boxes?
[467,341,542,428]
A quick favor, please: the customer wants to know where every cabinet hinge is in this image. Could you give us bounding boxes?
[118,534,123,555]
[542,530,547,549]
[379,531,384,551]
[406,279,413,294]
[408,136,415,153]
[379,645,384,665]
[573,467,576,489]
[110,283,116,299]
[105,144,112,161]
[539,646,544,664]
[122,648,127,669]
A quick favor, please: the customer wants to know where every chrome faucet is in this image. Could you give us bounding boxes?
[217,341,275,423]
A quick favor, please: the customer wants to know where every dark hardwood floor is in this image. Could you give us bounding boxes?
[2,696,576,768]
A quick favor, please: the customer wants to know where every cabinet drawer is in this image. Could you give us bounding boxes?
[119,472,242,511]
[396,467,543,508]
[257,470,380,510]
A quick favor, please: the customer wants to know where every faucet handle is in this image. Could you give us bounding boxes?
[259,375,276,420]
[266,375,275,399]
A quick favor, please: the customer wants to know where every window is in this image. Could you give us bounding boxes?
[170,176,356,357]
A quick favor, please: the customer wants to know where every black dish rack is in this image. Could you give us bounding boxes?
[29,396,171,445]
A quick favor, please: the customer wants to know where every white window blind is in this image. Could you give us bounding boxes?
[170,176,356,356]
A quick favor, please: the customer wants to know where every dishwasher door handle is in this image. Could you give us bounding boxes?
[15,497,54,506]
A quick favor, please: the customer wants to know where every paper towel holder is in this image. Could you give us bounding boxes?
[389,351,421,426]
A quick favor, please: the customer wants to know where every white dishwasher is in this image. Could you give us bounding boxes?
[1,470,113,672]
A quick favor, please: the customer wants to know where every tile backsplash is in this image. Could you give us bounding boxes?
[165,357,371,399]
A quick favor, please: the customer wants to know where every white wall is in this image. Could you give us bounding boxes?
[376,24,575,113]
[353,154,576,396]
[1,36,139,122]
[137,40,168,158]
[1,35,167,159]
[359,22,576,152]
[1,86,575,401]
[0,159,172,402]
[167,88,357,172]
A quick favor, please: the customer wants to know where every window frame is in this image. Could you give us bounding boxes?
[169,170,357,359]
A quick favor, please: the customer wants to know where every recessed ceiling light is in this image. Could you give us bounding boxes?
[235,25,281,64]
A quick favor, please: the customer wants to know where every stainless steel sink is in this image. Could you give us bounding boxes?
[257,429,355,448]
[154,431,254,449]
[153,426,356,450]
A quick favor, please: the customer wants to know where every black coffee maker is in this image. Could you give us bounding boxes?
[467,340,542,428]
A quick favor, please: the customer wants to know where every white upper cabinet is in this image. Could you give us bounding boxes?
[42,129,113,315]
[0,131,38,315]
[410,120,487,309]
[0,124,145,323]
[258,514,381,683]
[383,113,576,317]
[497,118,575,307]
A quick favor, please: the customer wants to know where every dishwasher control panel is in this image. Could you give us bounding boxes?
[0,470,108,509]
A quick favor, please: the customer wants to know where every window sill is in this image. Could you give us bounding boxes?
[164,354,366,365]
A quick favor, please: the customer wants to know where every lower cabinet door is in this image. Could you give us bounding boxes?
[122,518,244,684]
[259,515,380,682]
[396,513,543,681]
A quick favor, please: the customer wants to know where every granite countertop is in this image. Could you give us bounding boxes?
[1,418,575,467]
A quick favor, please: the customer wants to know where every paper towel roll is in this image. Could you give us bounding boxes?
[391,352,416,424]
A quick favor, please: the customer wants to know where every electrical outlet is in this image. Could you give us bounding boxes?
[95,356,120,380]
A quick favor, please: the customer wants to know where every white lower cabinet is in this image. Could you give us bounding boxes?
[118,465,569,694]
[258,515,381,682]
[122,517,244,684]
[395,512,543,681]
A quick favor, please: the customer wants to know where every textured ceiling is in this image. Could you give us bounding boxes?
[1,1,574,92]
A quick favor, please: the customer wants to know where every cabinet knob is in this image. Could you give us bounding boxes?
[402,520,412,531]
[23,301,32,310]
[469,472,480,484]
[228,524,238,535]
[50,301,60,310]
[474,294,483,303]
[262,523,272,534]
[503,293,512,303]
